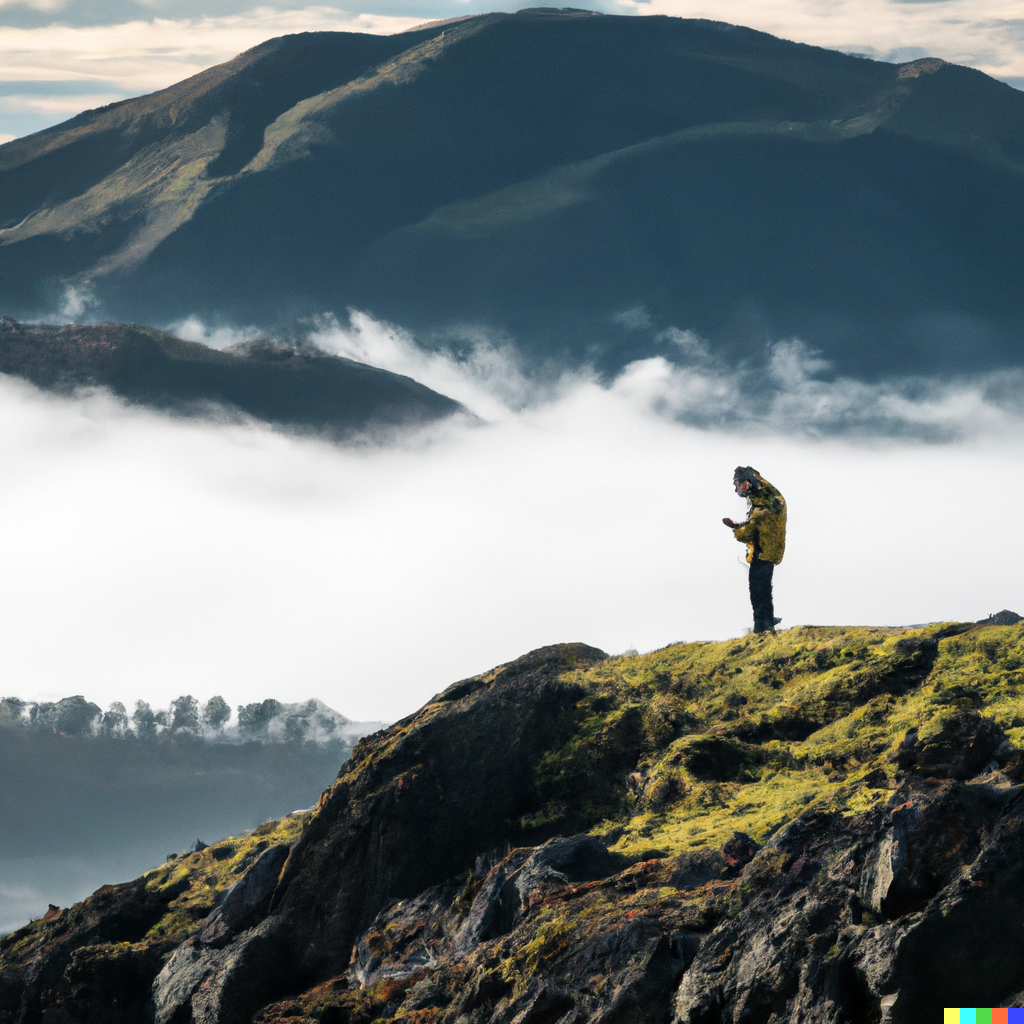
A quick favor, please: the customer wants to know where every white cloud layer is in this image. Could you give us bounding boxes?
[0,91,123,113]
[173,315,264,350]
[0,313,1019,724]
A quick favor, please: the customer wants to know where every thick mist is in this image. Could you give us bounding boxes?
[0,313,1019,728]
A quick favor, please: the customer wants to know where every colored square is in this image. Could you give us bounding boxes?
[962,1012,977,1024]
[978,1011,993,1024]
[1007,1010,1024,1023]
[946,1012,962,1024]
[994,1010,1009,1024]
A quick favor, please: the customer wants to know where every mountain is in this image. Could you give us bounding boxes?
[4,622,1024,1022]
[1,10,1022,378]
[0,318,461,434]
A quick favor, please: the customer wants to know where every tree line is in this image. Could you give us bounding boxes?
[0,694,298,741]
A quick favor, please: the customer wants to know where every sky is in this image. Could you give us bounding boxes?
[0,0,1022,141]
[1,311,1021,724]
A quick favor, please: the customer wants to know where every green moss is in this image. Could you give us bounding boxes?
[525,622,1019,858]
[499,909,578,990]
[143,813,306,943]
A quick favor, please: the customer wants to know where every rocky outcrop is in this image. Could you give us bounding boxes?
[4,624,1024,1024]
[0,874,185,1023]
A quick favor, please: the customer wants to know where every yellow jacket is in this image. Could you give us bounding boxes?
[732,473,786,564]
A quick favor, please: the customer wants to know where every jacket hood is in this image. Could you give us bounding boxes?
[733,466,761,494]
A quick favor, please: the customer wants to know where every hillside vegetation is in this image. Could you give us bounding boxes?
[3,621,1024,1022]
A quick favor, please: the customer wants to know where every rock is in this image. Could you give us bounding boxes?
[196,844,290,944]
[670,833,760,890]
[154,920,287,1024]
[264,644,607,994]
[901,710,1009,780]
[0,874,187,1023]
[152,845,292,1023]
[977,610,1022,625]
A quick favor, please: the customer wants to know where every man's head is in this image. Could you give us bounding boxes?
[733,466,760,497]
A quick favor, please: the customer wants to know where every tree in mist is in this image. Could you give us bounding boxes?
[0,697,26,728]
[283,714,309,744]
[170,695,200,734]
[133,700,158,740]
[238,699,282,738]
[202,696,231,733]
[30,696,101,735]
[100,702,129,738]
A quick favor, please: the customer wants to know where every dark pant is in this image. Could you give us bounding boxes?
[748,558,775,633]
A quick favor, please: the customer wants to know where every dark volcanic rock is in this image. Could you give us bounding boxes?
[269,644,609,985]
[681,778,1024,1024]
[978,610,1023,626]
[0,874,185,1022]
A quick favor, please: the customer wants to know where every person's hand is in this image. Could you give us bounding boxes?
[722,517,738,528]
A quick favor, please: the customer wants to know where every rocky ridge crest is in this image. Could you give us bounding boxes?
[3,624,1024,1023]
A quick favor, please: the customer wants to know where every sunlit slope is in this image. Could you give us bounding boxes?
[1,10,1022,376]
[554,623,1024,854]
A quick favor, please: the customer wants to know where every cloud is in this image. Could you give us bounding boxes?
[603,0,1024,85]
[0,313,1019,726]
[613,305,652,331]
[0,90,123,113]
[312,311,1024,442]
[611,339,1024,442]
[309,310,574,421]
[172,315,264,350]
[56,283,99,321]
[0,7,426,90]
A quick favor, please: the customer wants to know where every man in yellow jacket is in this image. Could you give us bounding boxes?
[723,467,786,634]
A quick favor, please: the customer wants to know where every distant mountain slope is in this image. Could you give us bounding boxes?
[0,318,462,433]
[1,10,1022,376]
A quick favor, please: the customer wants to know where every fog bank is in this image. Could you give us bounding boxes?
[0,315,1019,722]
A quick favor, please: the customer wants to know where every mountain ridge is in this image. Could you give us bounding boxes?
[2,11,1022,377]
[0,317,462,434]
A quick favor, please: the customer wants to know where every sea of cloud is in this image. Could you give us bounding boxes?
[0,311,1019,724]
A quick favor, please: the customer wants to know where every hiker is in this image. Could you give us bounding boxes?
[723,467,787,634]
